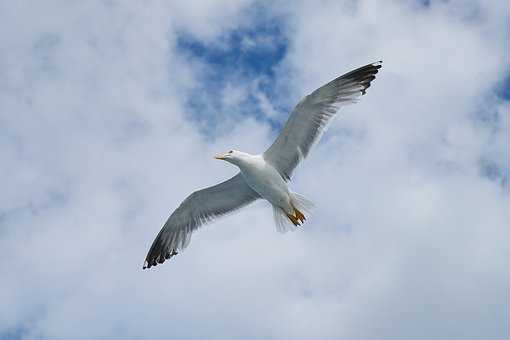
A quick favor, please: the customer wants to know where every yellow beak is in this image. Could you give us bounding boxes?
[214,155,227,160]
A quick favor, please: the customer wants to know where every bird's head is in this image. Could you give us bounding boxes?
[214,149,244,165]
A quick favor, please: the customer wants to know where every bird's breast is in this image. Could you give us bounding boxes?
[239,160,289,207]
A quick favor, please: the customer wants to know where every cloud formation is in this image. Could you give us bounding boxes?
[1,1,509,339]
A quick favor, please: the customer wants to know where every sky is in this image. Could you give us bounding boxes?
[1,0,510,339]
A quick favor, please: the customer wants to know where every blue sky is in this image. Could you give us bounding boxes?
[1,1,510,339]
[175,13,289,133]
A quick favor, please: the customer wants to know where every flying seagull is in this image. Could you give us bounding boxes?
[143,61,382,269]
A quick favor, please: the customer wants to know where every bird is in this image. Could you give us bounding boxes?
[143,61,382,269]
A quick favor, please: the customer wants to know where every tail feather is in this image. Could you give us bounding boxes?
[272,192,314,233]
[290,192,314,216]
[273,205,293,233]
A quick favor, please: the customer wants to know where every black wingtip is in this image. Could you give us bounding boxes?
[350,61,382,96]
[142,250,178,270]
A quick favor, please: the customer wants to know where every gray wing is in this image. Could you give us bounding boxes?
[263,61,382,181]
[143,173,259,269]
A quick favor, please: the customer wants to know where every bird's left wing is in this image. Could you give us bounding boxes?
[264,61,382,181]
[144,173,259,269]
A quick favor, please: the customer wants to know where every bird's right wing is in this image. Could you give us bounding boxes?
[144,173,259,269]
[263,61,382,181]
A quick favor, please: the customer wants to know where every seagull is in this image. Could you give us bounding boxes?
[143,61,382,269]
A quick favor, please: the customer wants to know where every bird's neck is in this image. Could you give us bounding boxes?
[234,153,262,170]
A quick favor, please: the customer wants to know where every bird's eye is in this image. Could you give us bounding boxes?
[229,150,233,154]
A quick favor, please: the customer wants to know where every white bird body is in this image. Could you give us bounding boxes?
[229,152,293,214]
[143,61,382,269]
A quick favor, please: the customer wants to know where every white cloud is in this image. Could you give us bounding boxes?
[1,0,510,339]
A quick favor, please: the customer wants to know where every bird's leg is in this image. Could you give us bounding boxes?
[290,202,306,224]
[286,212,301,226]
[294,208,306,223]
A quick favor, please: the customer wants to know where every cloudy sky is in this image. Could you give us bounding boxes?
[1,0,510,339]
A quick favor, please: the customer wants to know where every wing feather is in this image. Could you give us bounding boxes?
[263,61,382,180]
[143,173,259,269]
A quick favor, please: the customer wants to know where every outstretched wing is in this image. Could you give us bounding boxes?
[264,61,382,181]
[144,173,259,269]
